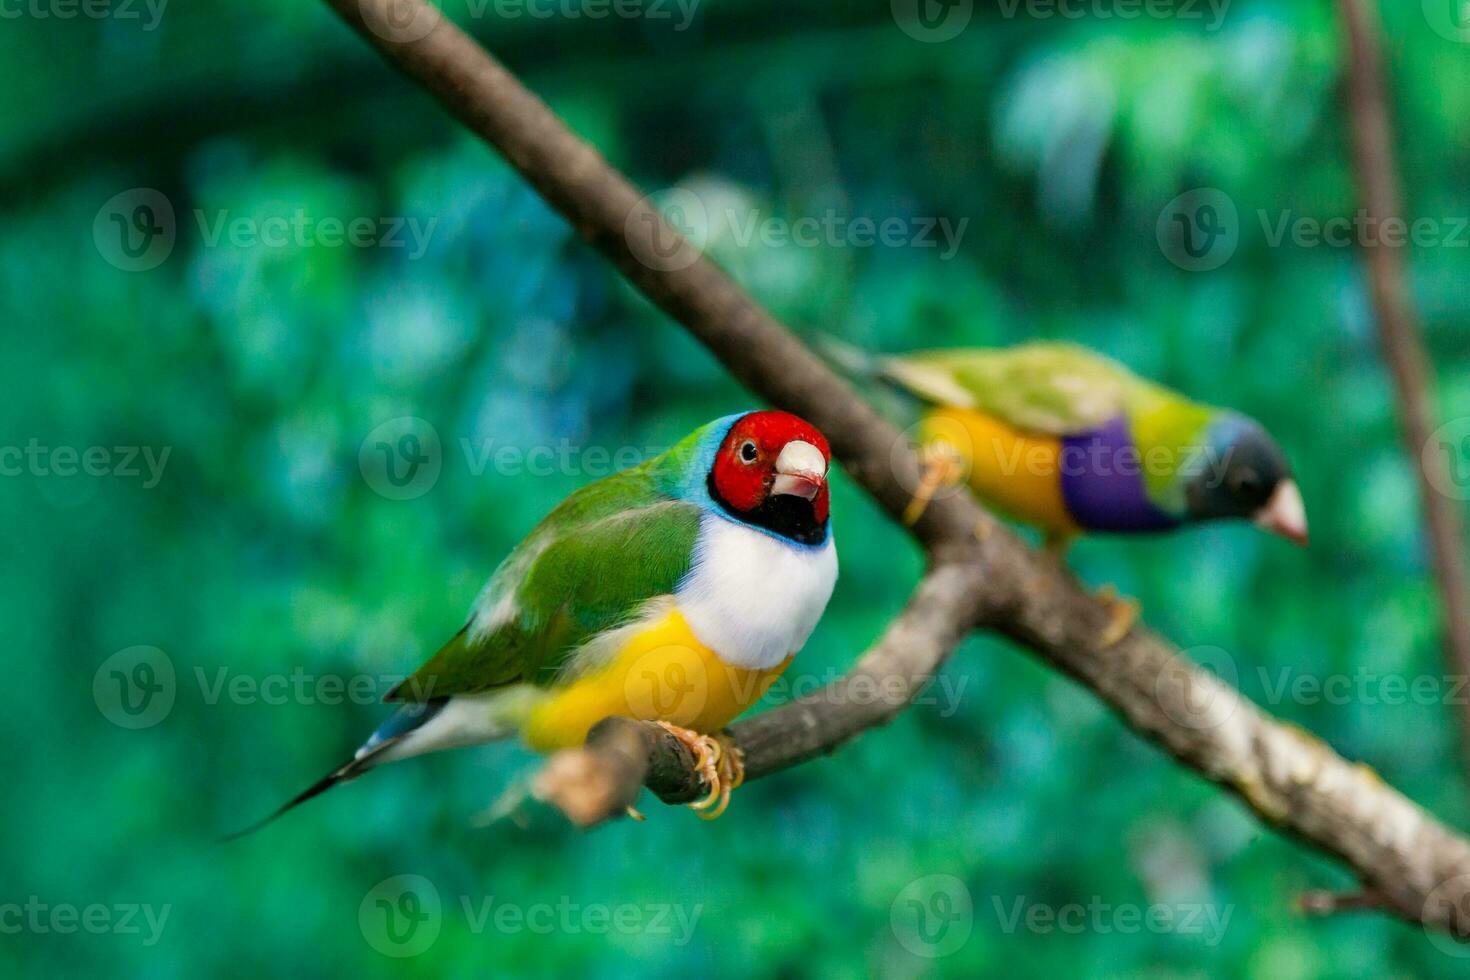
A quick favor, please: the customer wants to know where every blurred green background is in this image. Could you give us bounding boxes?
[4,0,1470,976]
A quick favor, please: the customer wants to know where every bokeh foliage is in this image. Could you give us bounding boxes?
[3,1,1469,976]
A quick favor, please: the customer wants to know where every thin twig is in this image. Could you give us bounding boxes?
[1299,888,1390,916]
[1336,0,1470,783]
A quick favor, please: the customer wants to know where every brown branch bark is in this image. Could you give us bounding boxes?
[1336,0,1470,779]
[327,0,1470,939]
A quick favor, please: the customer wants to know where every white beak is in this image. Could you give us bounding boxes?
[771,440,827,500]
[1254,479,1308,546]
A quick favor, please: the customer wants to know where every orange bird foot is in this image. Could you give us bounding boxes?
[1094,585,1140,649]
[903,444,964,526]
[655,722,745,820]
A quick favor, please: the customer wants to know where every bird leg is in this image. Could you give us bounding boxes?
[1036,531,1134,645]
[654,722,742,819]
[1094,584,1140,649]
[903,442,964,526]
[690,732,744,821]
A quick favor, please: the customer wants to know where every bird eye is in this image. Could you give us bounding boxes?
[739,440,759,463]
[1229,468,1263,500]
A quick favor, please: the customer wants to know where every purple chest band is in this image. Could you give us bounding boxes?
[1059,415,1180,533]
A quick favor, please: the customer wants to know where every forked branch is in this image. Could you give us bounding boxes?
[327,0,1470,939]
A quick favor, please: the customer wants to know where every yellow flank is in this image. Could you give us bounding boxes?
[919,406,1079,537]
[522,607,793,752]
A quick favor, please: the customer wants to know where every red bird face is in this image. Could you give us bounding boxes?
[709,411,832,543]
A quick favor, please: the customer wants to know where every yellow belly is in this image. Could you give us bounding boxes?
[919,406,1078,536]
[522,607,792,752]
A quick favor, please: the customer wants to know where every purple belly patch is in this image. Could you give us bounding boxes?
[1059,415,1180,533]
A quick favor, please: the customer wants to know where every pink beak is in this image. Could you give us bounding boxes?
[1254,479,1309,546]
[771,440,827,500]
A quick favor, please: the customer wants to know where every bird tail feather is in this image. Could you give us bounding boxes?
[813,332,935,421]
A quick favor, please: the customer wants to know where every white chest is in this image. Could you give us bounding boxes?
[675,512,838,670]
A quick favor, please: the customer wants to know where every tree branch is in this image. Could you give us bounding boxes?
[1336,0,1470,780]
[327,0,1470,938]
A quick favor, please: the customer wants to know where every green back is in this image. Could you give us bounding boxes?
[883,341,1188,436]
[389,464,702,701]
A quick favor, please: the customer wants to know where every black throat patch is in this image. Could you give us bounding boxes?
[707,472,828,546]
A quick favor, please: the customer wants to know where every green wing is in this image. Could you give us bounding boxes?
[880,342,1159,436]
[388,467,701,702]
